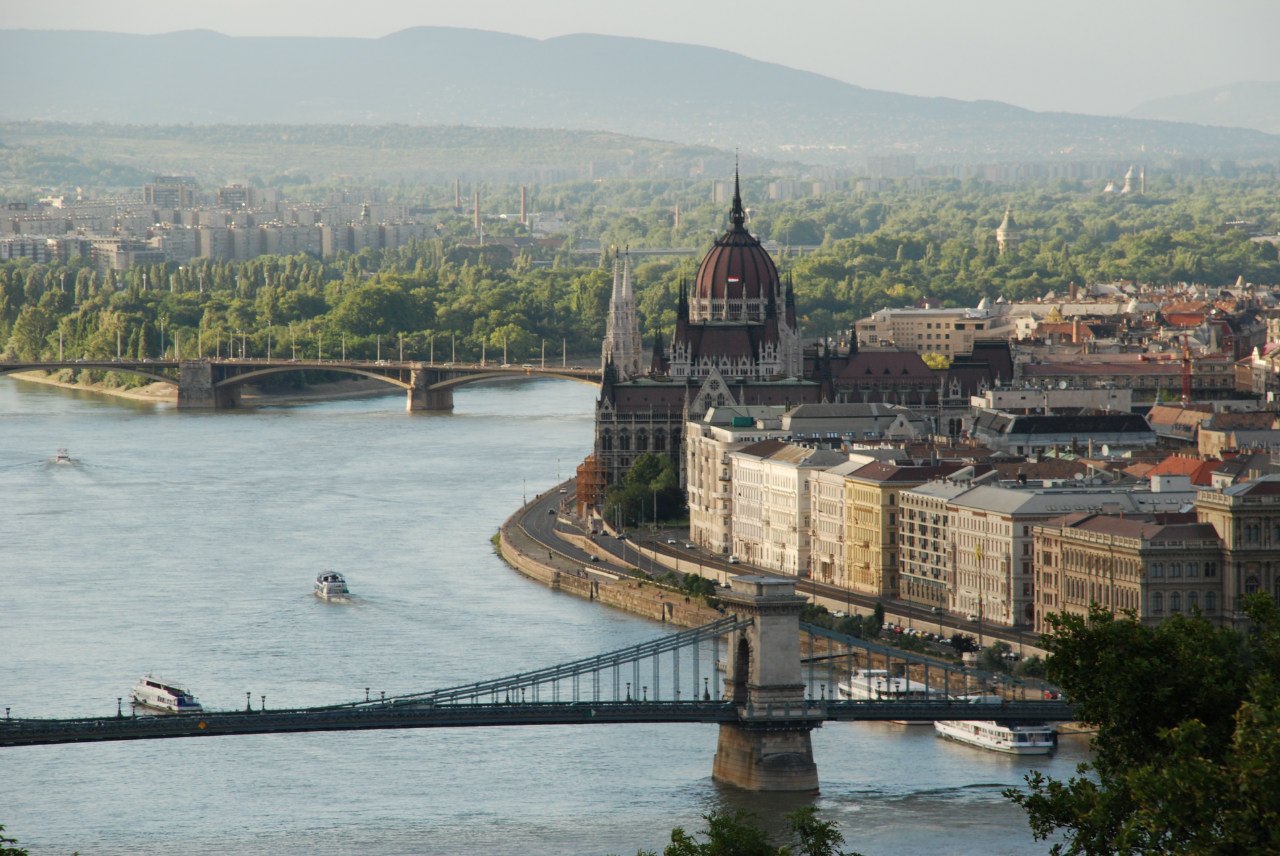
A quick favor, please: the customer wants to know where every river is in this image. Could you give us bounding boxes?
[0,376,1087,855]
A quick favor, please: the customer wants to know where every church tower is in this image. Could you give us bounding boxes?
[602,250,644,381]
[996,206,1020,255]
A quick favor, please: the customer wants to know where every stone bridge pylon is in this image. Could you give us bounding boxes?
[712,576,820,792]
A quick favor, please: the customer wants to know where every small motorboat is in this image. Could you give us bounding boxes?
[315,571,350,600]
[53,448,72,464]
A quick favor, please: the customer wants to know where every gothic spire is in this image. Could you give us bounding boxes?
[731,162,745,230]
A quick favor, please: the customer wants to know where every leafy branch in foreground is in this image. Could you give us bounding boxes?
[632,807,860,856]
[1005,595,1280,855]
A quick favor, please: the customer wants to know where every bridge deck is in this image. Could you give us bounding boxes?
[0,699,1077,748]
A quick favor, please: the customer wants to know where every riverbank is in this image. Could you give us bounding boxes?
[8,370,397,406]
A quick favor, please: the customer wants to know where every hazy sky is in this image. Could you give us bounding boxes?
[8,0,1278,115]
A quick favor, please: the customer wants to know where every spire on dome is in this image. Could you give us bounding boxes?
[731,160,745,229]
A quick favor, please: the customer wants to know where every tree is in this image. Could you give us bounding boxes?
[0,825,28,856]
[638,808,859,856]
[1005,596,1280,855]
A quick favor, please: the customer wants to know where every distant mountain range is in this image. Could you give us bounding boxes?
[1129,82,1280,136]
[2,27,1278,167]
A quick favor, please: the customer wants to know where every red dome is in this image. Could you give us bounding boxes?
[692,182,780,308]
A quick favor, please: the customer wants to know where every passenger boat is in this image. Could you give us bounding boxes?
[837,667,948,724]
[934,694,1056,754]
[130,676,203,713]
[836,668,945,702]
[53,448,72,464]
[314,571,350,600]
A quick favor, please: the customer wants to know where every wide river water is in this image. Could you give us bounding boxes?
[0,375,1088,855]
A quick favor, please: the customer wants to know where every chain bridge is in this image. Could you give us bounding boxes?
[0,578,1076,791]
[0,358,601,411]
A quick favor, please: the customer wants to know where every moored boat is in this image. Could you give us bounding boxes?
[934,694,1056,754]
[130,676,203,713]
[314,571,350,600]
[836,668,946,702]
[837,667,950,724]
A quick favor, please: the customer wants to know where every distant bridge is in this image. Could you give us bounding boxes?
[0,358,601,411]
[0,579,1075,791]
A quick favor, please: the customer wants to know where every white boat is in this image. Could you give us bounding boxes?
[53,448,72,464]
[837,668,946,701]
[934,694,1056,755]
[314,571,350,600]
[837,668,949,724]
[130,676,203,714]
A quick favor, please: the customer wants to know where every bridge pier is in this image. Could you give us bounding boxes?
[712,576,819,792]
[407,370,453,412]
[177,361,240,410]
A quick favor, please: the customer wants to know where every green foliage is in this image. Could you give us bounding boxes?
[0,825,29,856]
[1005,596,1280,854]
[639,807,858,856]
[605,452,685,527]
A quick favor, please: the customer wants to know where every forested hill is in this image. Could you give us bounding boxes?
[2,27,1278,165]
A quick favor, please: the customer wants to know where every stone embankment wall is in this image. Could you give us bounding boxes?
[498,526,721,628]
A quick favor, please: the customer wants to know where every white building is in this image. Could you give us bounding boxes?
[729,440,847,576]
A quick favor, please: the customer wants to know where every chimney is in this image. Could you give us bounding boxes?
[520,185,527,226]
[473,192,480,234]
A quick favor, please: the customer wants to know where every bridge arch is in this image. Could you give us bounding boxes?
[213,365,411,392]
[0,361,178,387]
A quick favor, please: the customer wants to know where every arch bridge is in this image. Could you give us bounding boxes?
[0,358,602,412]
[0,578,1075,792]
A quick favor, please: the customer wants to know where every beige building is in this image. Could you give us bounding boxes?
[1196,475,1280,629]
[1033,513,1223,634]
[729,441,847,576]
[685,407,793,554]
[842,462,970,599]
[808,460,864,587]
[855,306,993,355]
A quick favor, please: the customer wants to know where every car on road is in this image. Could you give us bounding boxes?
[666,538,677,544]
[547,508,556,515]
[684,542,695,549]
[589,555,599,562]
[521,363,533,368]
[728,555,740,564]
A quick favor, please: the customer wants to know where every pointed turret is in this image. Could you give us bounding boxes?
[650,330,667,375]
[602,249,644,381]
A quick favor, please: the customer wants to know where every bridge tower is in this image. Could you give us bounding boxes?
[712,576,819,792]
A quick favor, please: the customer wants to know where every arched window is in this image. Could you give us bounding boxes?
[1152,592,1164,614]
[1151,563,1164,578]
[600,431,613,452]
[653,432,666,452]
[1246,575,1261,595]
[618,432,631,452]
[1170,562,1182,578]
[1170,592,1182,613]
[1188,591,1199,612]
[1205,562,1218,578]
[635,430,648,452]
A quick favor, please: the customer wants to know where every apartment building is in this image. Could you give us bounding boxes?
[1034,513,1223,634]
[729,440,846,576]
[855,306,993,354]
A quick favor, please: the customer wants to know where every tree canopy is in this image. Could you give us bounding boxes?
[1006,595,1280,855]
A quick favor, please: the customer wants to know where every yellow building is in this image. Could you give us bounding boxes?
[843,462,969,598]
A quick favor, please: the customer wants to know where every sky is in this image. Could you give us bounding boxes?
[7,0,1278,116]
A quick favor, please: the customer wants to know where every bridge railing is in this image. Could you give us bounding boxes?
[316,616,750,709]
